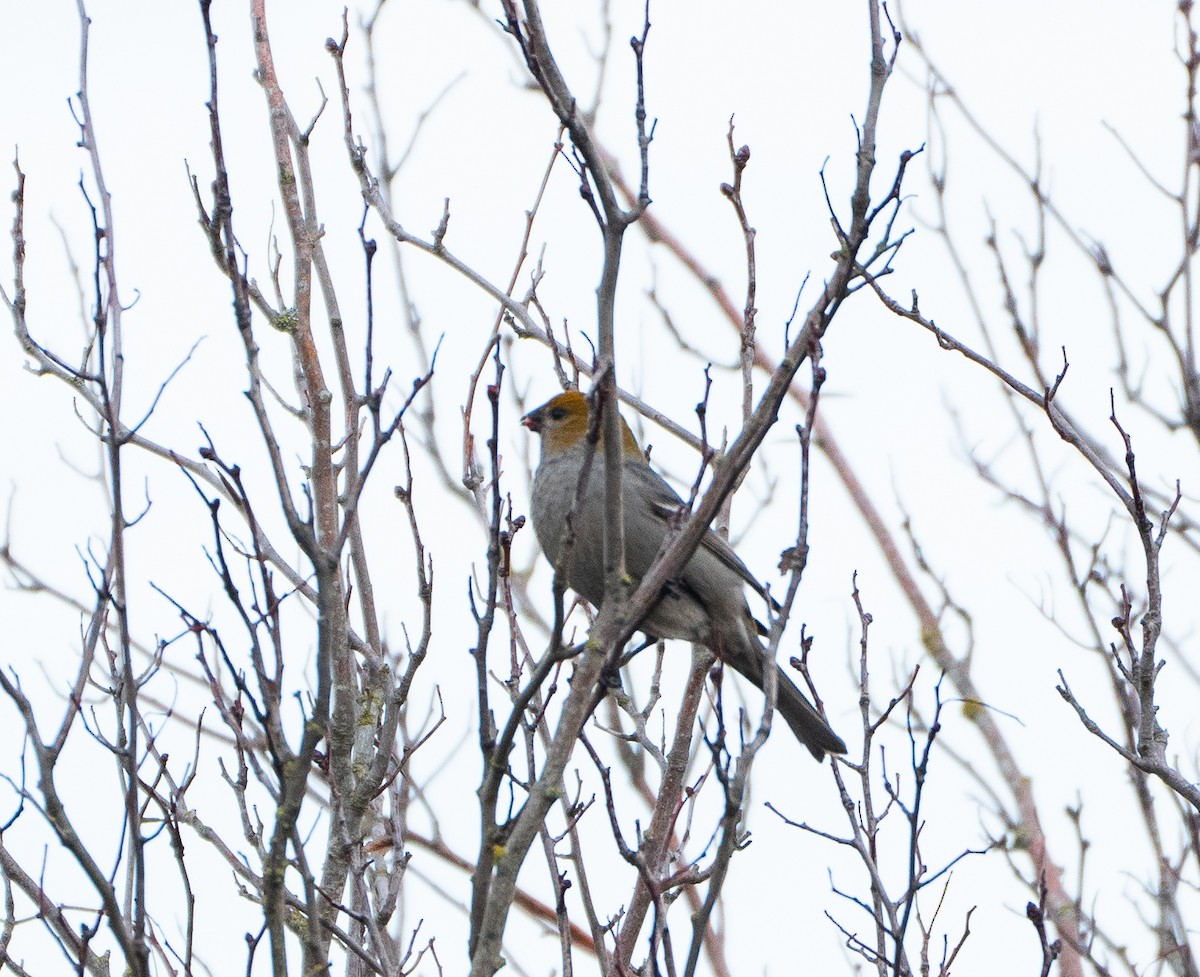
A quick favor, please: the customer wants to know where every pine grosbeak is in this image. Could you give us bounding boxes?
[523,390,846,760]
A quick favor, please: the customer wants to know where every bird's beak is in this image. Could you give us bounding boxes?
[521,412,540,432]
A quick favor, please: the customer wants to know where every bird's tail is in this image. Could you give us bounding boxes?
[771,665,847,761]
[723,627,846,761]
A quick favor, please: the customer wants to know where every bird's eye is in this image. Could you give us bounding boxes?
[549,407,566,420]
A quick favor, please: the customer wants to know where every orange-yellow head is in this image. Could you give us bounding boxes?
[522,390,641,459]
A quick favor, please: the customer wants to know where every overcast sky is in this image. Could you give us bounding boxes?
[0,2,1192,974]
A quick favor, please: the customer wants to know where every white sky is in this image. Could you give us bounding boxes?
[0,1,1194,975]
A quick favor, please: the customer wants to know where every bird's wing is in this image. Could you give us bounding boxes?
[637,465,778,609]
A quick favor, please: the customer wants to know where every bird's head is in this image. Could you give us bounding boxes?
[522,390,641,459]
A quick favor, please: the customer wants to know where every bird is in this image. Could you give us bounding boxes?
[522,389,846,760]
